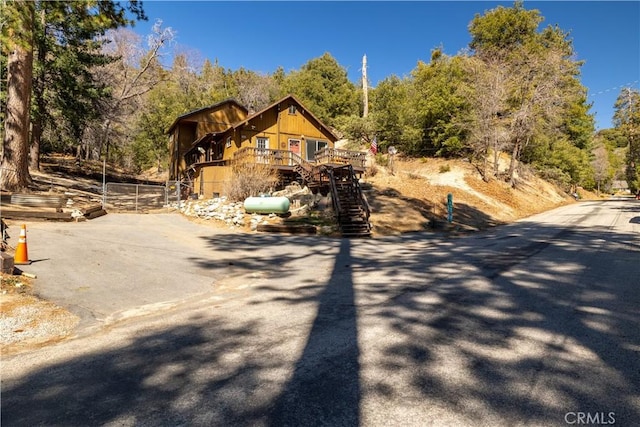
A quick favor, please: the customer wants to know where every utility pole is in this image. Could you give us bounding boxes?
[362,54,368,118]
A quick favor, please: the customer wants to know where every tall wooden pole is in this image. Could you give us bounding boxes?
[362,54,368,118]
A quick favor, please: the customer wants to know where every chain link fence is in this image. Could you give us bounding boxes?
[104,181,182,212]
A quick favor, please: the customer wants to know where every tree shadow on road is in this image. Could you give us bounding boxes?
[2,316,281,426]
[267,238,361,426]
[3,206,639,426]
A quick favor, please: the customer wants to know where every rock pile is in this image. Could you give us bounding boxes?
[175,197,279,230]
[174,182,335,232]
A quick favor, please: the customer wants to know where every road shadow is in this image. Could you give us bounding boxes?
[195,212,640,424]
[2,316,281,426]
[267,238,360,426]
[3,201,639,425]
[351,220,640,424]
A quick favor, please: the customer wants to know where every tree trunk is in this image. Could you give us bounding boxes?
[1,3,34,191]
[493,147,499,177]
[507,138,520,186]
[483,148,489,182]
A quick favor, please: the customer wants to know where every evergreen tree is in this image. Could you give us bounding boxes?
[1,0,34,190]
[614,87,640,192]
[1,0,146,190]
[280,53,358,126]
[411,52,470,157]
[369,75,414,152]
[468,2,594,186]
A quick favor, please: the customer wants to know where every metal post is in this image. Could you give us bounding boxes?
[102,158,106,208]
[165,179,169,209]
[447,193,453,223]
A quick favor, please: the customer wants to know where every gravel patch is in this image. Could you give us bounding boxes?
[0,294,79,354]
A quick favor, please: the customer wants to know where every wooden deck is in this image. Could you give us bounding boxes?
[231,147,366,172]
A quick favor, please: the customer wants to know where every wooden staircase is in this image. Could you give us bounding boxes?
[293,155,328,195]
[324,165,371,238]
[293,162,315,185]
[287,154,371,237]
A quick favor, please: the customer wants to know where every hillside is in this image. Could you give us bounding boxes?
[362,155,577,235]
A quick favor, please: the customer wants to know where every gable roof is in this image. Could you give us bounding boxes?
[232,94,339,141]
[166,98,248,134]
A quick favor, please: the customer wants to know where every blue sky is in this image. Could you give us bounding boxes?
[134,1,640,130]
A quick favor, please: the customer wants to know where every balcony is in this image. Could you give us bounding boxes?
[232,147,366,171]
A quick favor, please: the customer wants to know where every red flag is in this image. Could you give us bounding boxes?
[370,137,378,155]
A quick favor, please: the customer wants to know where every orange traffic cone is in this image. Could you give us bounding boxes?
[14,224,31,265]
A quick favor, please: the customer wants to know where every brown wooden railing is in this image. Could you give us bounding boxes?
[232,147,299,167]
[324,164,371,237]
[314,147,367,169]
[232,146,366,170]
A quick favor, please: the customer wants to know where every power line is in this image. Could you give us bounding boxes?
[588,80,639,97]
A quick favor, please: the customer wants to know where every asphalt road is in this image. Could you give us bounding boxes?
[2,200,639,426]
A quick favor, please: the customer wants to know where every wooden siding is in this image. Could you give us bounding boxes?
[168,123,191,180]
[195,104,246,135]
[223,101,336,162]
[169,103,247,179]
[193,164,232,198]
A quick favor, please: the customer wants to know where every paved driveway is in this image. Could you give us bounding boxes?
[16,214,245,332]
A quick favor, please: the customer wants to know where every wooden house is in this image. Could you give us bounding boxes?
[167,98,248,181]
[168,95,371,236]
[169,94,367,198]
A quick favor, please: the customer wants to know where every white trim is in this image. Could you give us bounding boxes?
[257,137,270,149]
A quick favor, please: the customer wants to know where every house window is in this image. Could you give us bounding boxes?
[226,136,232,148]
[305,139,328,161]
[256,137,269,164]
[288,105,297,115]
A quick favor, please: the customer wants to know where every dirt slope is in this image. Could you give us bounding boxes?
[363,156,575,235]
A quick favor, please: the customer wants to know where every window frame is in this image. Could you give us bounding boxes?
[305,139,328,161]
[256,137,270,150]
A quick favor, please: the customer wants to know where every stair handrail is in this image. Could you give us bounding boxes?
[349,164,370,220]
[328,164,370,220]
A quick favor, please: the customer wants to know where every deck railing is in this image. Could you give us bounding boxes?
[232,147,300,167]
[232,146,366,169]
[314,147,367,169]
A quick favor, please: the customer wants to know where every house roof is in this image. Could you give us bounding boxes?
[166,98,248,134]
[232,94,339,141]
